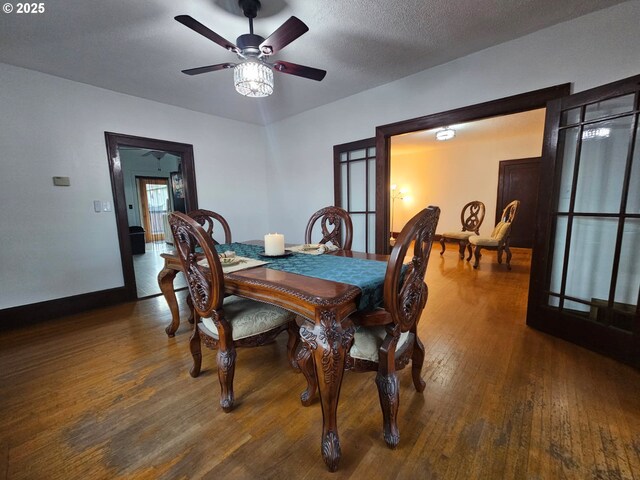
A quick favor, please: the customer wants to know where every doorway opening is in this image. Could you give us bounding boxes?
[105,133,198,300]
[375,84,571,254]
[389,110,545,256]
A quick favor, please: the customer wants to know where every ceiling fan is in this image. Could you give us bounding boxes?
[175,0,326,97]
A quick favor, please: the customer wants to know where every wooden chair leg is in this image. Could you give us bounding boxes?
[473,245,482,269]
[505,244,513,270]
[297,343,317,406]
[439,237,446,255]
[189,317,202,378]
[497,246,504,264]
[411,334,426,392]
[375,371,400,448]
[286,320,301,371]
[457,241,466,259]
[466,242,473,261]
[376,335,401,448]
[217,346,237,412]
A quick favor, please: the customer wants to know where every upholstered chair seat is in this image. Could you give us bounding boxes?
[441,231,474,240]
[200,295,295,341]
[468,200,520,270]
[349,324,410,362]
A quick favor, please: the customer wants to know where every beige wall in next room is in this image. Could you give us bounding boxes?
[390,109,546,236]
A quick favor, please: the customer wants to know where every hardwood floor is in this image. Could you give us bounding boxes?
[1,246,638,479]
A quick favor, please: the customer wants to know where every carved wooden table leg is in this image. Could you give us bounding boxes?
[158,266,180,337]
[300,310,354,472]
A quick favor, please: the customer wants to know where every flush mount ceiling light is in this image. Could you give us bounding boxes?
[175,0,326,98]
[436,127,456,141]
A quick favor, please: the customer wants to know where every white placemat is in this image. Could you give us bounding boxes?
[197,256,269,272]
[286,244,338,255]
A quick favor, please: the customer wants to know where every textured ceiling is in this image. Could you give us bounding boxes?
[392,109,546,153]
[0,0,627,125]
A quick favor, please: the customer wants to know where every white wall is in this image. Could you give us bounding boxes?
[263,1,640,243]
[0,63,268,309]
[390,127,543,235]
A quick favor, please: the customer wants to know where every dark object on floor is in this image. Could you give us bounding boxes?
[129,226,145,255]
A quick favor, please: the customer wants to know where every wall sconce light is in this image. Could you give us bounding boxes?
[436,127,456,141]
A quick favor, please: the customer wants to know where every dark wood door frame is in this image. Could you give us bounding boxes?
[105,132,198,300]
[374,84,571,254]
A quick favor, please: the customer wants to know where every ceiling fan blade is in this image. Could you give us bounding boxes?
[259,16,308,55]
[175,15,238,52]
[181,63,236,76]
[273,61,326,81]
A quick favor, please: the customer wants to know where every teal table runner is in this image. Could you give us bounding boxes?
[215,242,387,311]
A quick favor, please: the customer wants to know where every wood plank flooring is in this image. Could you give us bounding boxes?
[1,246,639,479]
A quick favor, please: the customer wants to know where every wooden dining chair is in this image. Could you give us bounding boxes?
[468,199,520,270]
[305,206,353,250]
[297,206,440,448]
[181,209,233,324]
[169,212,298,412]
[439,200,485,260]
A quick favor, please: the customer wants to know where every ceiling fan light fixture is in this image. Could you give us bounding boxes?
[436,127,456,141]
[234,59,274,97]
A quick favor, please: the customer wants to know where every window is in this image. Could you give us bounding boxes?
[334,138,376,253]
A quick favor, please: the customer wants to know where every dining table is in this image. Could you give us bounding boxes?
[157,241,389,472]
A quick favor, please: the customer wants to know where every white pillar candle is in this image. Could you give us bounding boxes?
[264,233,285,256]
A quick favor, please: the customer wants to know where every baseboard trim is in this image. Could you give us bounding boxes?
[0,287,132,331]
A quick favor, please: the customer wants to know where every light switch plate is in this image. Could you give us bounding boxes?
[102,201,112,212]
[53,176,71,186]
[93,200,102,213]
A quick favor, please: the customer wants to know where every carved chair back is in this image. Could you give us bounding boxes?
[304,206,353,250]
[460,200,486,234]
[491,200,521,243]
[385,206,440,333]
[187,209,232,245]
[499,200,520,224]
[169,212,224,319]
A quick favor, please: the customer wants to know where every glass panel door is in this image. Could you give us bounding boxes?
[137,177,170,243]
[334,138,376,252]
[528,75,640,367]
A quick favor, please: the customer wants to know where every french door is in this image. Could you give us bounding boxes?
[527,74,640,367]
[137,177,170,242]
[334,138,377,253]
